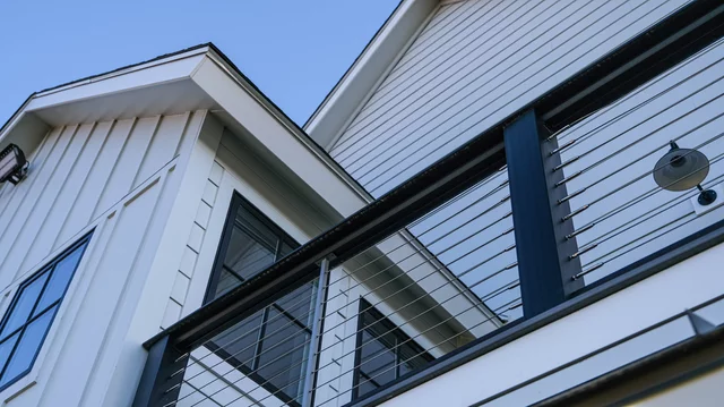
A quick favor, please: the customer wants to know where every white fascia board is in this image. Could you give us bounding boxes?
[33,47,211,98]
[192,54,369,218]
[26,53,207,112]
[304,0,439,149]
[0,48,212,154]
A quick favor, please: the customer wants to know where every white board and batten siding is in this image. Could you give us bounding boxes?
[0,110,216,407]
[329,0,696,197]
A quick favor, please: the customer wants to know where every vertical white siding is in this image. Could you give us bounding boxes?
[330,0,693,197]
[0,112,205,406]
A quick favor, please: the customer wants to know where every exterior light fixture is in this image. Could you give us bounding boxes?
[0,144,29,185]
[653,141,716,206]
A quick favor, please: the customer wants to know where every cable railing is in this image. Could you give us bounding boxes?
[166,167,520,407]
[554,37,724,285]
[132,4,724,407]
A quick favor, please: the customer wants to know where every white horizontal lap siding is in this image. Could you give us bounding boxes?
[0,112,203,406]
[330,0,693,197]
[558,38,724,284]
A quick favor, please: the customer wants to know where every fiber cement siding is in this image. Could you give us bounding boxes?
[330,0,693,197]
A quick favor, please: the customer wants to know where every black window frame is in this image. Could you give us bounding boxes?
[0,232,92,392]
[204,192,314,405]
[352,298,434,401]
[204,193,299,304]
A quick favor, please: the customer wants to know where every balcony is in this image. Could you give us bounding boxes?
[132,2,724,407]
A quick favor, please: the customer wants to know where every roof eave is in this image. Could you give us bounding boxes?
[303,0,440,150]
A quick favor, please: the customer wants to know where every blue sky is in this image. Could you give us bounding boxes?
[0,0,400,127]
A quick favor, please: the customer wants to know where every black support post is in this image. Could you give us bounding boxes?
[504,110,584,318]
[132,335,189,407]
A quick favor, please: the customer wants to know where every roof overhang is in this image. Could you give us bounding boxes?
[0,44,371,224]
[303,0,439,149]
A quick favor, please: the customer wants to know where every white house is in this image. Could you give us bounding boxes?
[1,1,724,406]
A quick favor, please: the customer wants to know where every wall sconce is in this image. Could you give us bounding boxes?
[0,144,29,185]
[653,141,722,214]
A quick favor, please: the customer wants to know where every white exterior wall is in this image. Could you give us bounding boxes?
[0,111,209,406]
[329,0,694,197]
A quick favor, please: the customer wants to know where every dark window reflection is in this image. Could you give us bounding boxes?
[353,299,434,400]
[206,194,313,405]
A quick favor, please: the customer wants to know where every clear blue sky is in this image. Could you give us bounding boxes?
[0,0,400,127]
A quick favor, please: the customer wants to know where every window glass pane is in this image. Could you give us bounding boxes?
[34,247,84,315]
[354,301,434,400]
[0,334,19,377]
[223,226,276,283]
[1,306,58,386]
[274,283,315,326]
[359,331,396,384]
[257,308,310,403]
[398,342,431,375]
[278,242,295,259]
[211,310,263,368]
[0,273,49,339]
[235,206,279,251]
[357,375,379,398]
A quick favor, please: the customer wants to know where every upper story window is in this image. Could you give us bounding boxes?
[0,234,90,390]
[205,193,313,405]
[205,194,298,302]
[353,299,434,400]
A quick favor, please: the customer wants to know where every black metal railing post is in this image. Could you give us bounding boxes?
[132,335,189,407]
[504,109,584,318]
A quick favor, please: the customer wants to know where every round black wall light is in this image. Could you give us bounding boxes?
[653,141,715,205]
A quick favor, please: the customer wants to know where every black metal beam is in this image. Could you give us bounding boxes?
[132,336,188,407]
[504,110,583,317]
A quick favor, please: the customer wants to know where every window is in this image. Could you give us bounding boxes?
[206,194,314,405]
[205,194,298,302]
[353,299,434,400]
[0,234,90,390]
